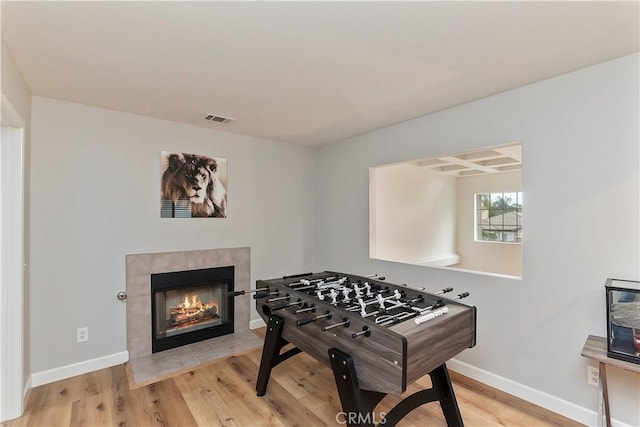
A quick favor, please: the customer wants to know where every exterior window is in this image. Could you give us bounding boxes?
[475,192,522,243]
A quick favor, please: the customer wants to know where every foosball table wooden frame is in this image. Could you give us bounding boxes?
[250,271,477,427]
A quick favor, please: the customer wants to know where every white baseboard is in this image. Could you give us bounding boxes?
[31,351,129,387]
[447,359,632,427]
[250,318,267,329]
[30,322,266,388]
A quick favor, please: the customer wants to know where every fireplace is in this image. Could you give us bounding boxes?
[126,247,250,360]
[151,266,234,353]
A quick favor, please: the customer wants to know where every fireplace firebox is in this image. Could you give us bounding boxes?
[151,266,234,353]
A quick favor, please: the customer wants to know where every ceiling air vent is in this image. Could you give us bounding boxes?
[203,113,235,124]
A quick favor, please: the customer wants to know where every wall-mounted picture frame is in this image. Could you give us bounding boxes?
[160,151,228,218]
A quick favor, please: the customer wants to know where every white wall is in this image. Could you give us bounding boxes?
[29,97,316,375]
[371,164,457,265]
[455,171,522,276]
[314,54,640,425]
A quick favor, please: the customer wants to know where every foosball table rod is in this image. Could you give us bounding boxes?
[321,317,350,331]
[296,310,332,326]
[230,287,277,299]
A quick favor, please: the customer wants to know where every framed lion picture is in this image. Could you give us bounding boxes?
[160,151,228,218]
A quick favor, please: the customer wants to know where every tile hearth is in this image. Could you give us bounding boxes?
[127,329,263,388]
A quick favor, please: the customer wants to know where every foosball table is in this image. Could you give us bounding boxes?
[248,271,477,426]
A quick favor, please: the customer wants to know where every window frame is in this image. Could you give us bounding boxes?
[474,191,523,244]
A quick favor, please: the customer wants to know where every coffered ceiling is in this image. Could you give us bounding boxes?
[413,144,522,177]
[1,1,638,146]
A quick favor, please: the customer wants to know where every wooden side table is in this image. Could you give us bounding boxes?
[581,335,640,427]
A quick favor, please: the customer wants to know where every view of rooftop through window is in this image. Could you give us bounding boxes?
[475,192,523,243]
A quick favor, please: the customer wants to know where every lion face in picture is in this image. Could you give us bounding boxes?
[161,153,227,218]
[182,154,213,204]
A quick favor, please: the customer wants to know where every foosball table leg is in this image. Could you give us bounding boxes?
[329,347,465,427]
[329,348,385,427]
[256,315,302,396]
[429,364,464,427]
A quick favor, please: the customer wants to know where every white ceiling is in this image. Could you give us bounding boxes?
[2,1,638,147]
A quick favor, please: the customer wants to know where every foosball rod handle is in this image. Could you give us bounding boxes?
[365,274,386,280]
[351,326,371,338]
[454,292,470,300]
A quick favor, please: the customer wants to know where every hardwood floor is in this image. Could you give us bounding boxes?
[3,342,584,426]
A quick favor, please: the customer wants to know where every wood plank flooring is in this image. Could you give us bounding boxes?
[3,335,584,426]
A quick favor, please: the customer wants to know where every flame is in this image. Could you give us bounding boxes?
[174,293,218,321]
[179,293,209,310]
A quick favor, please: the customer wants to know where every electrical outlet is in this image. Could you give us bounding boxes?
[587,366,599,386]
[77,327,89,343]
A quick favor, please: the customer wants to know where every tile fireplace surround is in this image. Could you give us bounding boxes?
[125,247,252,361]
